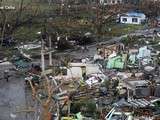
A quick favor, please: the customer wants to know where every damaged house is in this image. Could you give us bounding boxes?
[119,11,146,25]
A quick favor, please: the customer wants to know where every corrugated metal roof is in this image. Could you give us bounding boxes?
[123,11,146,18]
[129,99,154,108]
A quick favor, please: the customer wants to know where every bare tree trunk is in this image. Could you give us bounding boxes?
[15,0,24,25]
[42,101,51,120]
[41,76,63,120]
[1,14,7,46]
[60,0,64,15]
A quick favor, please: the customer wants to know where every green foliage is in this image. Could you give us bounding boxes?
[85,100,96,114]
[121,35,138,47]
[71,100,96,116]
[13,24,42,42]
[102,79,110,89]
[0,47,14,58]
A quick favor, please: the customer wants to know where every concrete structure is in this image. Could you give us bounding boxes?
[119,12,146,24]
[60,62,101,78]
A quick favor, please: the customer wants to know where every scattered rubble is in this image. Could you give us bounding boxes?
[1,29,160,120]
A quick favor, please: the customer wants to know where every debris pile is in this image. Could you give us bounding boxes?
[15,33,160,119]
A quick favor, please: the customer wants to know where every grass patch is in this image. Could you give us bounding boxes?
[103,23,146,37]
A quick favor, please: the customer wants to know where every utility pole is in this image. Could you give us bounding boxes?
[49,35,53,66]
[41,34,45,73]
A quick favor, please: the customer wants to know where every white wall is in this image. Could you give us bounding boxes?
[66,63,101,78]
[120,16,144,25]
[104,0,122,5]
[67,67,82,78]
